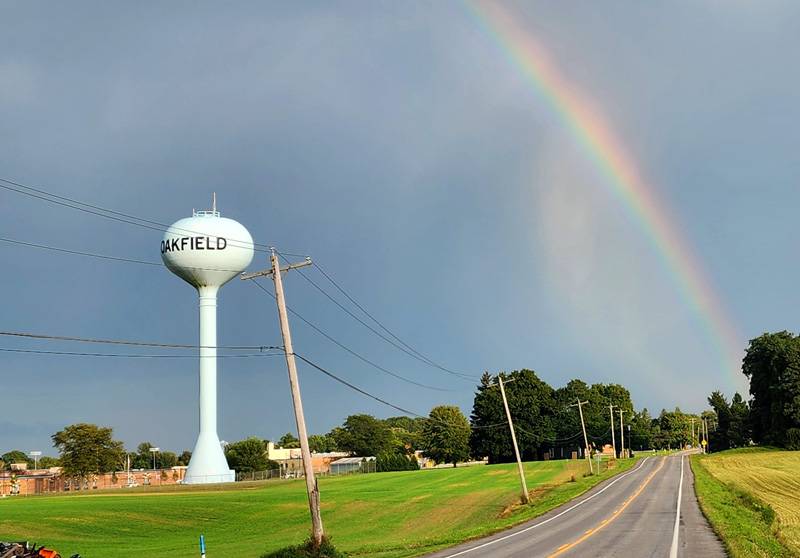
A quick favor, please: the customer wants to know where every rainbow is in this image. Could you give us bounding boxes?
[466,1,743,387]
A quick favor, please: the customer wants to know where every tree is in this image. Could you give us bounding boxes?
[652,409,694,449]
[224,437,276,473]
[278,432,300,449]
[51,423,124,480]
[178,450,192,466]
[308,434,337,453]
[129,442,157,469]
[160,451,178,468]
[1,450,29,470]
[38,456,60,469]
[470,370,556,463]
[629,409,654,450]
[708,391,732,450]
[420,406,470,467]
[334,414,393,457]
[728,392,751,448]
[742,331,800,447]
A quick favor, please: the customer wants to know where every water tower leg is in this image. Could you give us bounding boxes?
[183,285,235,484]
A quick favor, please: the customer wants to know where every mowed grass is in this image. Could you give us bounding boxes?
[0,458,635,557]
[692,447,800,557]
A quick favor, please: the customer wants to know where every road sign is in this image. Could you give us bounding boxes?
[701,439,707,446]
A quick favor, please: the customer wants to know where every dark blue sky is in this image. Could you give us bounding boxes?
[2,1,798,455]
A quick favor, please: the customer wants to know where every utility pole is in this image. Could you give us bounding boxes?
[609,404,617,458]
[497,375,529,504]
[570,399,593,474]
[241,250,324,543]
[618,409,626,459]
[691,417,695,448]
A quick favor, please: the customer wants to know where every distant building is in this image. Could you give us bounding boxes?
[266,441,348,475]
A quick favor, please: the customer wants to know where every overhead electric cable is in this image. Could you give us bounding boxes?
[291,351,506,430]
[276,251,478,381]
[0,238,467,391]
[0,347,284,358]
[312,259,468,375]
[250,280,458,391]
[0,176,300,253]
[0,236,253,273]
[0,330,281,351]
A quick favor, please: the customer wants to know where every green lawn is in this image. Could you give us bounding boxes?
[691,447,799,558]
[1,458,635,558]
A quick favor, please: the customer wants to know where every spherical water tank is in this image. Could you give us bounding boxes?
[161,209,254,288]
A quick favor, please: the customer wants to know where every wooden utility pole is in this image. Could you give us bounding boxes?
[691,417,695,448]
[497,375,529,504]
[618,409,626,459]
[571,399,593,474]
[241,250,323,543]
[609,404,617,458]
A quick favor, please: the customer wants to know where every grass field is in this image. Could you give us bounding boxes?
[0,458,635,557]
[692,447,800,557]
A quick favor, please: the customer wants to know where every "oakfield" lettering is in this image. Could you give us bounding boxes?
[161,236,227,253]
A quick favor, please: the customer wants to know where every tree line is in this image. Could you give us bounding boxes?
[702,331,800,452]
[8,329,797,478]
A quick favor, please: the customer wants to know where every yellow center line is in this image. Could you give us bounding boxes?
[546,457,667,558]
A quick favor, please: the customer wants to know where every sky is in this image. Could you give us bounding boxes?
[2,1,799,456]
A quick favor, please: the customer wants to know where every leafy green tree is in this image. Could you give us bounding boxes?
[38,456,60,469]
[550,380,634,456]
[420,406,470,467]
[225,437,275,472]
[470,370,556,463]
[160,451,178,468]
[707,391,732,450]
[376,452,418,472]
[743,331,800,448]
[652,408,695,449]
[334,414,393,457]
[51,423,124,480]
[308,434,337,453]
[1,450,29,470]
[706,391,751,451]
[629,408,654,450]
[728,393,751,447]
[278,432,300,449]
[178,450,192,466]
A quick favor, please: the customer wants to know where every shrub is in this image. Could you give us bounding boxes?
[785,428,800,450]
[261,536,344,558]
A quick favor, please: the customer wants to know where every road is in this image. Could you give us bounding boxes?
[425,453,725,558]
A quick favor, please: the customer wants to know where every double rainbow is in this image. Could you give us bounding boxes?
[467,1,743,385]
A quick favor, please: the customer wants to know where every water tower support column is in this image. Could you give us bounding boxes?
[199,286,218,437]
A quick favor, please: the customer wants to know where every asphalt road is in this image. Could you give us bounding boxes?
[425,453,725,558]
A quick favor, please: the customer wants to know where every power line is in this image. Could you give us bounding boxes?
[0,176,278,253]
[0,347,284,359]
[0,236,163,267]
[0,330,281,351]
[292,351,505,430]
[250,280,458,391]
[0,236,468,391]
[276,251,478,381]
[0,236,255,273]
[312,259,470,377]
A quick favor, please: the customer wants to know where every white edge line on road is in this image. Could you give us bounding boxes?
[439,456,652,558]
[669,455,684,558]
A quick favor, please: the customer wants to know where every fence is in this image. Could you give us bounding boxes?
[236,460,378,482]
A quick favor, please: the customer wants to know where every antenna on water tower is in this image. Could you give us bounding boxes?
[160,195,254,484]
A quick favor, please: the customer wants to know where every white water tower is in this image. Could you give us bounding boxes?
[161,195,254,484]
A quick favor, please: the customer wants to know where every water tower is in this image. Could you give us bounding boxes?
[161,195,254,483]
